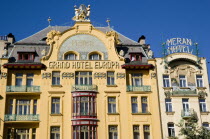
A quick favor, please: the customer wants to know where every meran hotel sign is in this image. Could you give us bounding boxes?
[166,38,194,55]
[49,61,120,69]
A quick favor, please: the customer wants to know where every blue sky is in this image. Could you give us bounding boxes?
[1,0,210,76]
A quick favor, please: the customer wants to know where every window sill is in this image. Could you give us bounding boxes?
[201,111,210,115]
[180,87,190,89]
[197,87,206,89]
[132,112,151,115]
[106,85,118,87]
[50,113,63,116]
[163,87,173,89]
[166,111,175,115]
[107,113,120,115]
[51,85,62,87]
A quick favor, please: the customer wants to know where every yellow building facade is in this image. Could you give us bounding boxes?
[0,5,162,139]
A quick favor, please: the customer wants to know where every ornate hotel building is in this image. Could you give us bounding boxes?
[156,46,210,138]
[0,5,162,139]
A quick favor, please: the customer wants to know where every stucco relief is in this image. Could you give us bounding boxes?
[58,34,108,60]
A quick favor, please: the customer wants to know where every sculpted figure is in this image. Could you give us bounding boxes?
[86,5,91,20]
[74,5,80,20]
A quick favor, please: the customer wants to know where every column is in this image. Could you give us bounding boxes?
[12,99,16,114]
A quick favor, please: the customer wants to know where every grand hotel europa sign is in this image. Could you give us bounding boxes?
[164,38,197,56]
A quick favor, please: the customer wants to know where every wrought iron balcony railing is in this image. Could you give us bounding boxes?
[127,85,151,92]
[181,109,196,119]
[6,86,40,92]
[72,84,98,92]
[4,114,39,121]
[172,90,197,95]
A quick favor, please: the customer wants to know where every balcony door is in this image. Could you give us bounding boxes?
[16,100,30,115]
[76,72,92,85]
[182,99,189,112]
[131,73,142,86]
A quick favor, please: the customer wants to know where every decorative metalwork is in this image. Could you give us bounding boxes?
[6,86,40,92]
[94,72,106,79]
[0,72,7,79]
[4,114,39,121]
[62,72,74,79]
[42,72,51,79]
[126,85,151,92]
[72,84,98,92]
[151,73,156,79]
[116,73,125,79]
[181,109,197,120]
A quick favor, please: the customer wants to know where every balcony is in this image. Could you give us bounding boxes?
[181,109,197,119]
[172,90,197,96]
[72,84,98,92]
[126,85,151,92]
[6,86,40,92]
[4,114,39,121]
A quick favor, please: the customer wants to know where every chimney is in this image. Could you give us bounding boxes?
[7,33,15,43]
[138,35,146,45]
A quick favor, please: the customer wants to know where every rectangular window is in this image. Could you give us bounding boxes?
[80,97,89,115]
[133,125,140,139]
[52,71,60,85]
[182,99,189,111]
[50,127,60,139]
[179,75,187,87]
[202,123,209,128]
[32,128,36,139]
[107,72,115,85]
[16,73,23,86]
[75,72,92,85]
[16,100,30,115]
[51,98,60,114]
[108,97,116,113]
[26,73,34,86]
[141,97,148,113]
[168,123,175,137]
[15,129,29,139]
[163,75,170,87]
[33,100,37,114]
[132,73,143,86]
[165,99,172,112]
[196,75,203,87]
[143,125,150,139]
[131,97,138,113]
[109,126,118,139]
[199,99,207,112]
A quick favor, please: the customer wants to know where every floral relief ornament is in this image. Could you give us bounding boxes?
[46,30,61,45]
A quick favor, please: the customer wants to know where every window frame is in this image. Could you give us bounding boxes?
[51,97,60,114]
[141,97,148,113]
[199,99,207,112]
[88,52,102,60]
[143,125,150,139]
[179,75,187,87]
[50,126,60,139]
[15,73,23,86]
[18,52,35,61]
[109,125,118,139]
[133,125,140,139]
[75,71,92,85]
[64,52,78,60]
[52,71,60,85]
[163,75,170,87]
[196,75,204,87]
[108,97,117,114]
[131,97,138,113]
[131,73,143,86]
[107,71,115,85]
[165,99,173,112]
[168,123,175,137]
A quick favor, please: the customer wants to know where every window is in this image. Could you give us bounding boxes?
[9,99,13,114]
[108,97,116,113]
[182,99,189,111]
[51,98,60,114]
[163,75,170,87]
[143,125,150,139]
[33,100,37,114]
[73,126,97,139]
[130,53,142,61]
[14,129,29,139]
[131,97,138,113]
[199,99,207,112]
[165,99,172,112]
[16,99,30,115]
[51,127,60,139]
[75,72,92,85]
[141,97,148,113]
[179,75,187,87]
[109,126,118,139]
[89,53,101,60]
[73,96,96,117]
[18,52,34,61]
[196,75,203,87]
[132,73,142,86]
[202,123,209,128]
[168,123,175,137]
[64,53,77,60]
[52,71,60,85]
[26,73,34,86]
[16,73,23,86]
[32,128,36,139]
[107,72,115,85]
[133,125,140,139]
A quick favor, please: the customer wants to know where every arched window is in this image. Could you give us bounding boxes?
[64,53,78,60]
[89,53,102,60]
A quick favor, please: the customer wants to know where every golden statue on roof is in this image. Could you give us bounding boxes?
[72,4,91,21]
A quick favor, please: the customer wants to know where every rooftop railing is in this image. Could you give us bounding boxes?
[0,36,7,41]
[6,85,40,92]
[127,85,151,92]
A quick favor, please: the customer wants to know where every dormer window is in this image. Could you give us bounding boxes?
[89,52,102,60]
[18,52,35,62]
[65,53,77,60]
[130,53,142,61]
